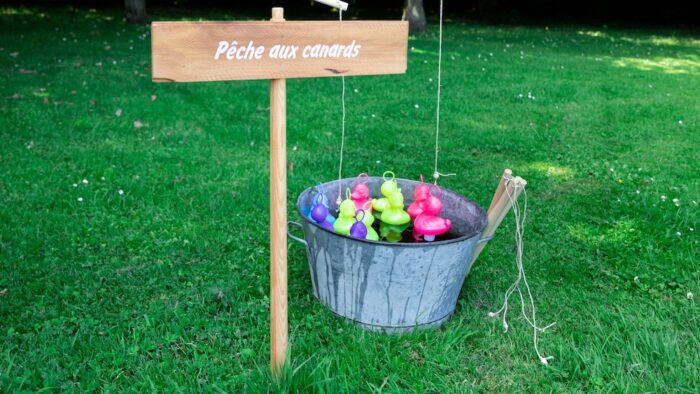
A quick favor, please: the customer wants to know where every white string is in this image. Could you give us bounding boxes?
[336,9,346,204]
[432,0,454,184]
[487,180,556,365]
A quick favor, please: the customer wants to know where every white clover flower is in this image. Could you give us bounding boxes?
[414,104,420,109]
[676,231,682,236]
[673,198,680,207]
[688,292,693,300]
[118,189,124,195]
[636,190,640,195]
[73,183,78,187]
[77,197,83,202]
[661,195,667,201]
[82,179,88,184]
[678,120,683,125]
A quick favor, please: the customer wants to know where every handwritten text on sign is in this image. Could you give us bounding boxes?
[152,21,408,82]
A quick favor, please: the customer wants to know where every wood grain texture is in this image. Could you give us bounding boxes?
[152,20,408,82]
[269,7,288,375]
[487,169,512,213]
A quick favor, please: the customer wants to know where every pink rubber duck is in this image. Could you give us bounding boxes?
[407,175,430,220]
[413,185,452,242]
[351,173,372,212]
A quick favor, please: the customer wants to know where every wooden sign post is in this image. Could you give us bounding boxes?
[152,8,408,373]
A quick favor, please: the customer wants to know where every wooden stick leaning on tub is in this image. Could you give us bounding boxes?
[471,174,526,264]
[488,168,513,213]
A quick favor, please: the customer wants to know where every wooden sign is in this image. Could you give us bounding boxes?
[152,8,409,375]
[152,21,408,82]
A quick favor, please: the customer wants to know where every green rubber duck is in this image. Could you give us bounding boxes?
[359,201,380,241]
[380,190,410,226]
[333,192,356,236]
[372,171,399,213]
[366,227,379,241]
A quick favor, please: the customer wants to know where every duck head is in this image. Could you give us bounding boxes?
[414,181,430,201]
[380,171,399,197]
[339,198,356,218]
[351,183,369,201]
[422,195,443,216]
[387,190,405,208]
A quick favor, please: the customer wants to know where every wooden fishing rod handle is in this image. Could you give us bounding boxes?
[487,168,512,215]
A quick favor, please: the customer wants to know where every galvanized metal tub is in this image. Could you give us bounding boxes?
[288,177,489,333]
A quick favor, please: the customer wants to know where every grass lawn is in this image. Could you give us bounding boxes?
[1,4,699,392]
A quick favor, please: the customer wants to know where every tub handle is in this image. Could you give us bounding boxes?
[287,221,307,246]
[477,235,494,244]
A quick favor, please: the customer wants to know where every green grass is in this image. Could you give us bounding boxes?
[1,4,699,392]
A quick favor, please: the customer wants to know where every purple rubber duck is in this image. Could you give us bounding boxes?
[311,202,335,231]
[349,210,368,239]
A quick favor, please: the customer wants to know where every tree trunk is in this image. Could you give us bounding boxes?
[125,0,147,24]
[402,0,426,33]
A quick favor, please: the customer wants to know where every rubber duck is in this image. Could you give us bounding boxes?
[407,175,430,220]
[359,201,379,241]
[307,183,335,224]
[310,202,334,231]
[333,192,356,236]
[413,185,452,242]
[351,173,372,212]
[372,171,399,213]
[380,190,410,226]
[349,210,368,239]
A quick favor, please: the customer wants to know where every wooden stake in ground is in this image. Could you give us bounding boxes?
[151,9,408,374]
[269,7,287,374]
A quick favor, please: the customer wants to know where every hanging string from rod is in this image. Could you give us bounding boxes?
[487,180,556,365]
[432,0,455,184]
[336,9,347,204]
